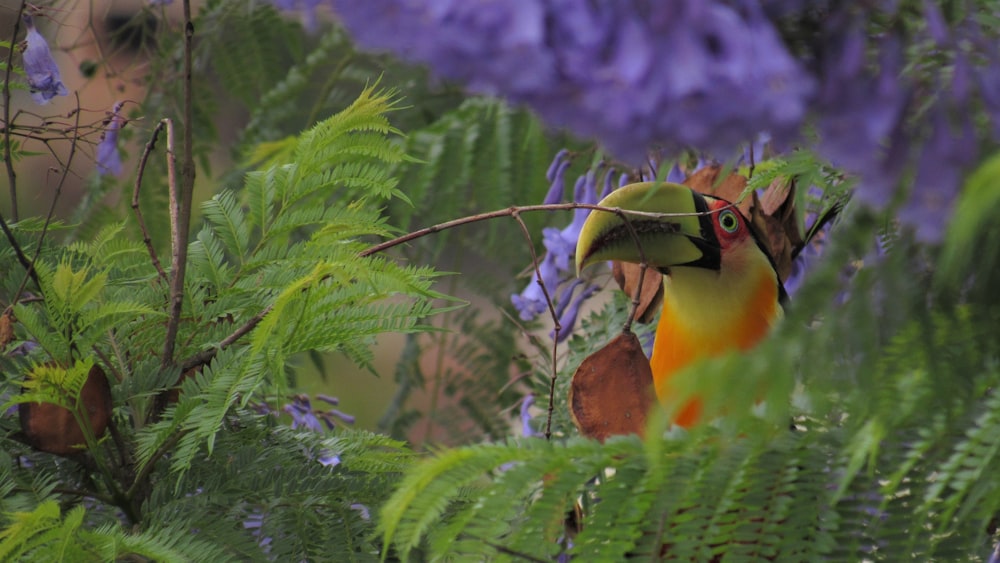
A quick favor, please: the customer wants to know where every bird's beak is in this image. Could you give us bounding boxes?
[575,182,720,276]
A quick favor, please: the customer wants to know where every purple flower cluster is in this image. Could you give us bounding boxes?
[21,15,68,105]
[96,102,126,177]
[269,0,326,31]
[511,152,608,341]
[252,394,354,466]
[318,0,997,243]
[242,511,274,554]
[328,0,810,162]
[283,393,356,432]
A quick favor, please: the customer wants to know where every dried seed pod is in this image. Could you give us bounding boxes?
[19,363,112,456]
[569,331,654,441]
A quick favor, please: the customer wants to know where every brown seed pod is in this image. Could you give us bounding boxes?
[19,363,112,456]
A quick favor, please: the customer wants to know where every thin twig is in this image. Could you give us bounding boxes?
[11,93,81,308]
[179,202,707,379]
[358,203,697,258]
[125,430,186,499]
[471,536,549,563]
[160,0,195,375]
[131,119,168,283]
[2,0,27,221]
[614,209,650,333]
[180,303,272,372]
[160,115,182,368]
[509,210,561,441]
[0,3,40,289]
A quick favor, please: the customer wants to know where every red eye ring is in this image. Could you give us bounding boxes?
[718,209,739,234]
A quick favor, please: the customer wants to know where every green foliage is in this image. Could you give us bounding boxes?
[0,500,231,561]
[1,77,447,559]
[12,261,161,364]
[129,85,452,475]
[388,97,553,259]
[6,1,999,560]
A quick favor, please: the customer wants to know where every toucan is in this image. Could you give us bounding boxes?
[575,181,786,427]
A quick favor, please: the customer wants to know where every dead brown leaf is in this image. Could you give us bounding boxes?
[684,165,752,216]
[569,331,655,441]
[612,261,663,324]
[0,310,13,350]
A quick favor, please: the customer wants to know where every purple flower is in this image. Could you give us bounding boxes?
[329,0,812,163]
[350,503,370,520]
[902,110,976,243]
[242,511,273,553]
[284,399,323,432]
[600,168,616,198]
[316,393,339,406]
[511,252,560,321]
[550,283,599,342]
[21,15,68,105]
[543,149,572,204]
[816,26,911,211]
[512,154,603,327]
[544,171,599,269]
[281,393,356,431]
[922,0,949,46]
[519,394,538,437]
[96,102,125,177]
[318,450,341,467]
[665,162,685,184]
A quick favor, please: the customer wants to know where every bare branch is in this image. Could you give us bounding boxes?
[614,209,650,333]
[160,0,196,375]
[2,0,27,221]
[509,210,561,441]
[160,114,182,370]
[176,201,702,391]
[179,304,272,373]
[131,119,168,283]
[11,93,82,307]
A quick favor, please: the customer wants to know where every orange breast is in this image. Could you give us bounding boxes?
[649,267,779,427]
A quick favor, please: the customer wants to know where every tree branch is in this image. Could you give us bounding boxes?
[2,0,27,221]
[176,202,694,378]
[131,119,168,283]
[160,0,196,373]
[10,94,81,308]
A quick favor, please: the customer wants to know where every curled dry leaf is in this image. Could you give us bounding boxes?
[683,164,753,216]
[19,363,112,456]
[0,310,14,349]
[569,330,655,441]
[612,261,662,324]
[754,178,800,281]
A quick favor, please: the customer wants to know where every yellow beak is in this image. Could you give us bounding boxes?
[575,182,720,276]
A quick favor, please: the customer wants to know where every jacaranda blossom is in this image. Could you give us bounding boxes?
[21,15,68,105]
[512,152,620,340]
[321,0,1000,243]
[96,102,126,177]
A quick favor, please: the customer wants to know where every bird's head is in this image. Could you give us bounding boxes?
[575,181,774,282]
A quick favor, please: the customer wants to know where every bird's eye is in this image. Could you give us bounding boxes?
[718,209,739,234]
